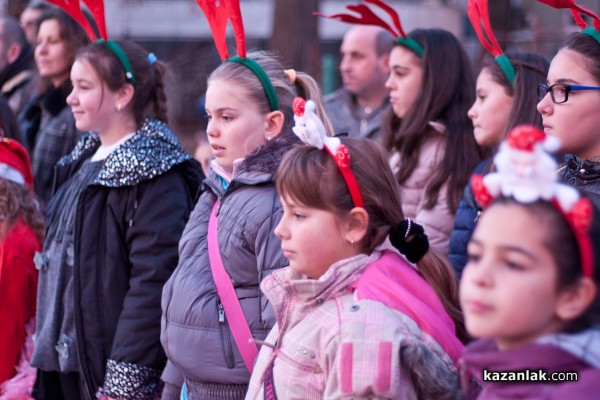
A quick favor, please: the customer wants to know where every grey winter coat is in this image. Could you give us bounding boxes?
[160,135,296,399]
[323,88,389,141]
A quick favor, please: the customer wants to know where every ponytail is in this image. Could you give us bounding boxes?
[389,219,468,342]
[416,252,468,342]
[150,60,169,124]
[294,71,334,135]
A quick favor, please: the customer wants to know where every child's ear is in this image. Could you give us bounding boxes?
[344,207,369,244]
[117,83,135,111]
[263,110,285,141]
[555,277,597,321]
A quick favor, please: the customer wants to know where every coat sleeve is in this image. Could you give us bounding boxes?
[103,170,194,399]
[321,302,414,399]
[0,231,38,384]
[448,185,480,277]
[398,138,454,257]
[413,180,454,257]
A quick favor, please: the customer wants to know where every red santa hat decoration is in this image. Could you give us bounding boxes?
[471,125,595,278]
[0,138,33,190]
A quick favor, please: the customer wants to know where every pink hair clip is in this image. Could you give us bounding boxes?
[471,125,594,278]
[292,97,364,208]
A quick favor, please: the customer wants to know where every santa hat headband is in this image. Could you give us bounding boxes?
[47,0,142,85]
[471,125,595,278]
[467,0,516,85]
[0,138,33,190]
[292,97,364,208]
[537,0,600,46]
[195,0,278,111]
[315,0,424,58]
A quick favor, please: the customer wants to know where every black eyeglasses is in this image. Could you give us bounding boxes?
[538,83,600,104]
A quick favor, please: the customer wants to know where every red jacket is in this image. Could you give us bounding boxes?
[0,220,40,384]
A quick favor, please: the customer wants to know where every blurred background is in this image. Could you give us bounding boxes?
[1,0,598,151]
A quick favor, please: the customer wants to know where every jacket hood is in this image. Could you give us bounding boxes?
[58,117,193,188]
[238,130,300,178]
[537,329,600,369]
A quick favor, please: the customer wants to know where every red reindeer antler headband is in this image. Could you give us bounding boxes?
[315,0,424,57]
[537,0,600,44]
[195,0,278,111]
[471,125,595,278]
[292,97,364,208]
[47,0,140,84]
[467,0,516,85]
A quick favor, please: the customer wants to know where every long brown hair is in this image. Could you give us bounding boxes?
[276,138,467,341]
[0,179,44,242]
[383,29,486,213]
[481,52,549,148]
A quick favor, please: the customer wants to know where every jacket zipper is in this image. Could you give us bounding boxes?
[218,302,235,368]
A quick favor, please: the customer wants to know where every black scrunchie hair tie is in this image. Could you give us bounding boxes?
[389,219,429,263]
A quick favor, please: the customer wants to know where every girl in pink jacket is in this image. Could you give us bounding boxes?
[246,99,466,399]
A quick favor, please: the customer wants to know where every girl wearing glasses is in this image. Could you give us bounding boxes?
[538,32,600,208]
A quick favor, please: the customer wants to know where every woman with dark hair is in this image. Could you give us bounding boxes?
[384,28,486,256]
[17,7,89,205]
[448,52,549,275]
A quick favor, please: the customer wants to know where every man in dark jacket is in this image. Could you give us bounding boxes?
[0,16,35,119]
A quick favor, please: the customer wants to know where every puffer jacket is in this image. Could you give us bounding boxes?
[246,252,461,400]
[448,160,491,277]
[31,118,203,400]
[389,134,454,256]
[160,135,297,399]
[559,155,600,209]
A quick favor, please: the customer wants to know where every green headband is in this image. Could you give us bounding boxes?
[226,56,279,111]
[395,37,424,58]
[495,54,516,86]
[96,39,136,85]
[583,27,600,47]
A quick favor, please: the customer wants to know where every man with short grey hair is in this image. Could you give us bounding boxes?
[324,25,394,141]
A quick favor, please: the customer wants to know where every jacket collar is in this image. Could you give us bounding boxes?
[57,117,191,188]
[563,155,600,183]
[462,338,592,394]
[261,252,380,319]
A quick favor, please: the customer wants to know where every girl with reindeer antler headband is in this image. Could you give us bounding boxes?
[460,125,600,399]
[448,0,549,276]
[318,0,486,256]
[536,0,600,210]
[29,1,205,399]
[159,2,331,399]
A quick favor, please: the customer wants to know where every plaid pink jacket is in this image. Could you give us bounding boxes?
[246,252,461,399]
